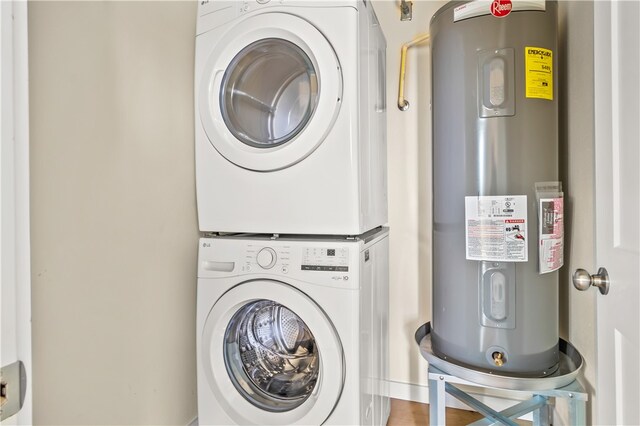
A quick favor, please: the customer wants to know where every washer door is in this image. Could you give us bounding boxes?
[201,279,345,425]
[198,13,342,171]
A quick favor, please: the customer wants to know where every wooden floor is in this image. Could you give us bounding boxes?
[387,398,483,425]
[387,398,531,426]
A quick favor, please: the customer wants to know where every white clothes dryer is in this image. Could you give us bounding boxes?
[194,1,387,235]
[196,228,390,425]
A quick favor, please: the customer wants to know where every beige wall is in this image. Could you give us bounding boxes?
[28,3,445,421]
[27,0,596,423]
[29,2,198,424]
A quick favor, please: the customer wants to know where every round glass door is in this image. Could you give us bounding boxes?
[197,13,342,171]
[221,39,319,148]
[224,300,320,412]
[201,279,344,425]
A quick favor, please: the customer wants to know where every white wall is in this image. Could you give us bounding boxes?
[557,1,597,422]
[373,0,444,396]
[29,2,199,424]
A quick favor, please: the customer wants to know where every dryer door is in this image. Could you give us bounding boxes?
[201,279,344,425]
[198,13,342,171]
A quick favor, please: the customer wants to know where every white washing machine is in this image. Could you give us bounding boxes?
[196,228,390,425]
[194,1,387,235]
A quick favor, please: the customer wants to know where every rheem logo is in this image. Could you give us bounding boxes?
[491,0,513,18]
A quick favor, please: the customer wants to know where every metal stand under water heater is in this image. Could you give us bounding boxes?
[430,1,562,376]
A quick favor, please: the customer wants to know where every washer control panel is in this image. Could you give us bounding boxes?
[242,244,350,275]
[301,247,349,272]
[244,245,291,274]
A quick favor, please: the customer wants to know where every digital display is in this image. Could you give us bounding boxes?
[327,249,335,256]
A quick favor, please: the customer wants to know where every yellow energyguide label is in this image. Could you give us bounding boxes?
[525,47,553,100]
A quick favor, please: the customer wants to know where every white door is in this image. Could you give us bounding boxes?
[593,1,640,424]
[0,1,31,424]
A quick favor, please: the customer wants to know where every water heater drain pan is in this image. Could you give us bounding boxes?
[415,323,583,391]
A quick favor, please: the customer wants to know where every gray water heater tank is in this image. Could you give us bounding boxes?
[430,0,560,376]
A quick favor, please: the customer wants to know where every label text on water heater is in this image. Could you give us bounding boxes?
[525,46,554,100]
[465,195,529,262]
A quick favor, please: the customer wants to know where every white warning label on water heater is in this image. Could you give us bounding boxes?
[465,195,528,262]
[538,197,564,273]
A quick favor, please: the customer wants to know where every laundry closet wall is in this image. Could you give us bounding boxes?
[29,2,199,424]
[27,0,597,423]
[374,0,444,399]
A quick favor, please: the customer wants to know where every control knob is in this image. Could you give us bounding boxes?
[256,247,277,269]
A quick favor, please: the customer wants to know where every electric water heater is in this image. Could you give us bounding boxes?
[431,0,561,376]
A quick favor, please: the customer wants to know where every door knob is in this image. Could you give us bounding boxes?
[572,267,610,295]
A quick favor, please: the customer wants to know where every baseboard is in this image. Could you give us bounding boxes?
[387,379,430,404]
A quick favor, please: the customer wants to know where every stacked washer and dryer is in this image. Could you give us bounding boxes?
[194,1,389,425]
